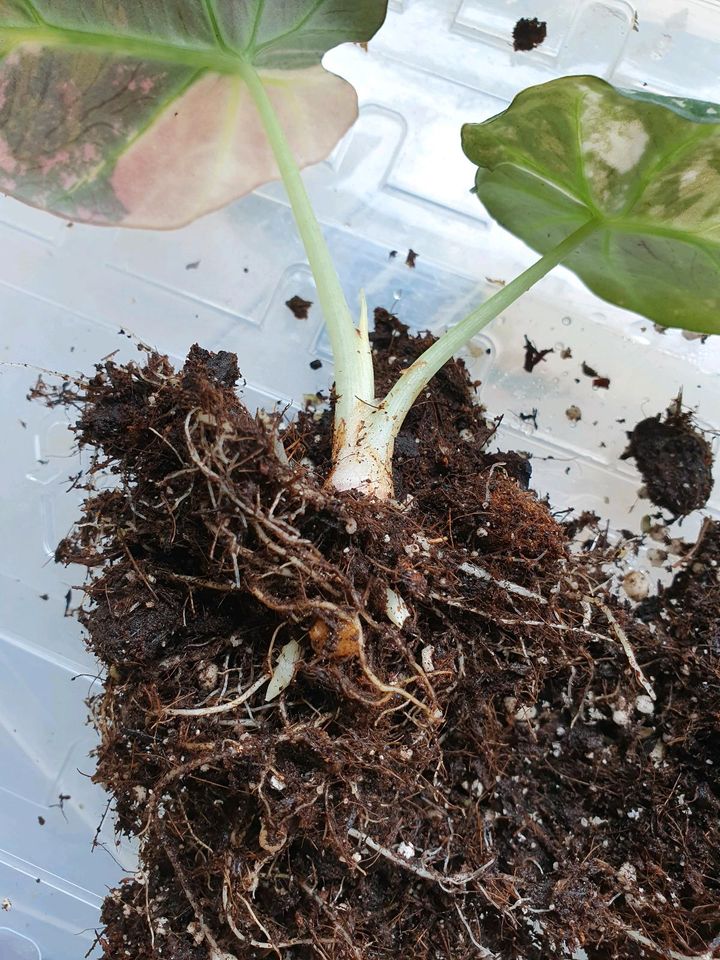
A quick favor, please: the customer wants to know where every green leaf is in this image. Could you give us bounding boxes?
[0,1,388,227]
[621,88,720,124]
[462,76,720,335]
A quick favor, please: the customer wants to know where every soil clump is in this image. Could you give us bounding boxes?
[622,399,714,515]
[37,312,719,960]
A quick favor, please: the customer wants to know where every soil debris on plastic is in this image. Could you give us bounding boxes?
[512,17,547,51]
[285,295,313,319]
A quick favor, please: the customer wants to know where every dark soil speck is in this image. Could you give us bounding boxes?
[285,295,313,319]
[513,17,547,51]
[523,335,553,372]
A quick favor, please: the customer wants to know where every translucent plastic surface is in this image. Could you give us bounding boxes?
[0,2,718,956]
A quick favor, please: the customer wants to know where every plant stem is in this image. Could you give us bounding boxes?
[330,219,599,497]
[238,63,598,500]
[237,60,374,453]
[381,219,599,430]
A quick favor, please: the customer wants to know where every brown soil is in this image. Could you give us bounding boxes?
[37,312,719,960]
[286,296,313,320]
[621,399,714,516]
[512,17,547,52]
[659,517,720,650]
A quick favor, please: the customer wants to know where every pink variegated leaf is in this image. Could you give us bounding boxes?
[0,1,388,227]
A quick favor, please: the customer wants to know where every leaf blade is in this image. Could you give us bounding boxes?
[462,76,720,335]
[108,66,359,228]
[0,0,388,226]
[209,0,387,68]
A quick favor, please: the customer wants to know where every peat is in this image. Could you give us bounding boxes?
[39,313,719,960]
[622,399,714,515]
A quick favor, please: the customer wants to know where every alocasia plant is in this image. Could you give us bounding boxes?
[0,3,717,498]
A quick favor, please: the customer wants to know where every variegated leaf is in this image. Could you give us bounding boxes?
[0,1,388,227]
[462,76,720,335]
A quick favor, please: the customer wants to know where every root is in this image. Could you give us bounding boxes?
[164,674,270,717]
[585,596,656,700]
[161,834,225,957]
[458,561,547,604]
[620,923,719,960]
[347,827,494,889]
[355,616,438,720]
[43,341,716,960]
[454,902,499,959]
[139,742,257,836]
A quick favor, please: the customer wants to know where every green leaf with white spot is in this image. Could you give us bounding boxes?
[622,89,720,124]
[0,0,388,227]
[462,75,720,335]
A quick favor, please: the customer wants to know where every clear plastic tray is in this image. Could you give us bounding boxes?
[1,2,718,956]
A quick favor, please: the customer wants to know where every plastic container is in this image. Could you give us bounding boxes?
[1,2,718,956]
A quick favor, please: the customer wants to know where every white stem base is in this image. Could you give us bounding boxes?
[326,406,395,500]
[327,442,394,499]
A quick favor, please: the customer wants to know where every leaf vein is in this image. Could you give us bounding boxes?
[252,0,328,59]
[201,0,232,53]
[246,0,268,55]
[12,0,45,26]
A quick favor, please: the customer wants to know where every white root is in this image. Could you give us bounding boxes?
[354,616,437,720]
[430,589,656,701]
[238,894,281,957]
[161,838,225,958]
[145,872,155,951]
[620,922,717,960]
[587,597,656,701]
[454,902,500,958]
[223,874,312,954]
[347,827,493,888]
[164,674,270,717]
[458,562,547,604]
[148,426,186,466]
[138,742,254,837]
[222,877,246,947]
[298,881,363,959]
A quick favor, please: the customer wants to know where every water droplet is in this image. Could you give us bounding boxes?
[554,342,564,351]
[561,316,572,326]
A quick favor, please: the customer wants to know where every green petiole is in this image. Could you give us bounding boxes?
[243,59,598,498]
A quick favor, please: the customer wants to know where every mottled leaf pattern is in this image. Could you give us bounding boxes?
[0,0,388,227]
[462,76,720,335]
